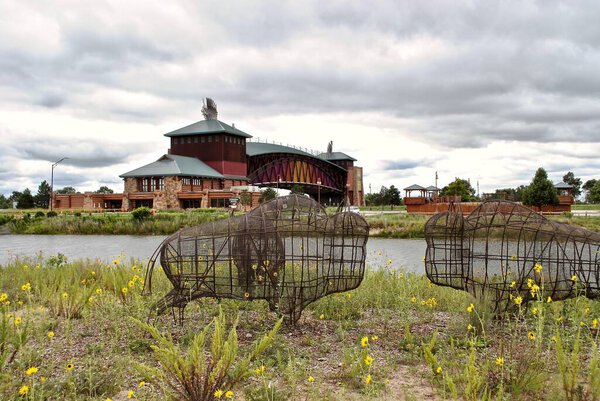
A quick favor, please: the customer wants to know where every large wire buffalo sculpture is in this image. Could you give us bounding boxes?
[425,201,600,311]
[144,195,369,323]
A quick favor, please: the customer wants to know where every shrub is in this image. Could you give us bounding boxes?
[131,207,152,221]
[134,308,282,401]
[34,211,45,218]
[46,211,58,218]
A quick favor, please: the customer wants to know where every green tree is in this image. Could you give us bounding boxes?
[588,180,600,204]
[0,194,10,209]
[56,186,77,194]
[388,185,402,206]
[562,172,582,199]
[95,186,114,194]
[521,168,559,207]
[493,185,527,202]
[239,190,252,207]
[17,188,35,209]
[441,178,476,201]
[290,184,304,194]
[583,179,598,203]
[259,187,277,204]
[34,180,51,208]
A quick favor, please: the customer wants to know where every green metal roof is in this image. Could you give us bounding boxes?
[403,184,427,191]
[246,142,313,157]
[317,151,357,162]
[119,154,224,178]
[554,181,573,189]
[164,119,252,138]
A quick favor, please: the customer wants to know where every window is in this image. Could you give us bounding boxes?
[194,137,198,143]
[201,137,205,143]
[210,198,229,208]
[208,136,212,142]
[193,178,202,186]
[140,177,164,192]
[215,135,219,142]
[187,137,191,144]
[173,138,178,145]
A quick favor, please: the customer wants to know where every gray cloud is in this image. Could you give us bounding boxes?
[2,0,600,195]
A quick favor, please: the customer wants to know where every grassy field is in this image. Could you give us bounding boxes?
[1,256,600,400]
[2,208,600,239]
[572,204,600,210]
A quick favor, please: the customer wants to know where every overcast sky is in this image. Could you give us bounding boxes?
[2,0,600,197]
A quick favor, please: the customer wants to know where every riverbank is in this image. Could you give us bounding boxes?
[1,256,599,400]
[2,209,600,237]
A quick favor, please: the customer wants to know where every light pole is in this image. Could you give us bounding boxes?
[317,178,321,204]
[50,157,68,211]
[277,175,281,195]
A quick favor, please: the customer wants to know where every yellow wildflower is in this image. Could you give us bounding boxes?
[527,278,534,288]
[255,365,266,375]
[139,381,146,387]
[509,281,516,288]
[495,357,504,366]
[364,355,374,365]
[21,282,31,291]
[319,314,325,320]
[532,307,538,315]
[225,390,234,398]
[113,259,120,266]
[19,385,29,395]
[307,376,314,383]
[527,332,535,340]
[14,317,21,326]
[511,255,517,261]
[387,259,393,265]
[547,296,553,303]
[66,363,74,371]
[435,366,442,374]
[411,296,417,303]
[47,331,55,339]
[40,376,46,383]
[62,292,69,299]
[244,292,250,298]
[514,296,523,305]
[467,303,475,313]
[592,319,598,329]
[534,263,543,273]
[121,287,128,294]
[365,374,372,384]
[214,390,224,398]
[96,288,102,295]
[571,275,578,282]
[127,390,134,399]
[128,280,135,288]
[0,293,7,302]
[371,335,378,341]
[467,324,474,331]
[361,336,369,347]
[585,307,591,314]
[25,367,38,375]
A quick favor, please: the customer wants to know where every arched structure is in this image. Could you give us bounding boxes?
[246,142,349,204]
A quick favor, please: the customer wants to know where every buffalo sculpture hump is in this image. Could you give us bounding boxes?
[425,201,600,311]
[144,195,369,323]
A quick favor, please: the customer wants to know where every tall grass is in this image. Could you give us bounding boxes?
[6,210,229,235]
[2,256,600,400]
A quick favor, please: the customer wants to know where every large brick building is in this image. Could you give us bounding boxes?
[53,100,364,211]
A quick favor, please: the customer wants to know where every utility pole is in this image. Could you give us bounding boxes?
[50,157,69,211]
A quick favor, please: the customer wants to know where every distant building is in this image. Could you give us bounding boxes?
[52,99,364,211]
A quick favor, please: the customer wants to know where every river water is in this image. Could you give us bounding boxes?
[0,235,426,273]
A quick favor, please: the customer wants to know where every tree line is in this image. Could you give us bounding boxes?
[0,182,114,209]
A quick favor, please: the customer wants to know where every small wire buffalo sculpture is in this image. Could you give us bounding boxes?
[144,195,369,323]
[425,201,600,311]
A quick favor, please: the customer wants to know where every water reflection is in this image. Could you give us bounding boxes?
[0,235,427,273]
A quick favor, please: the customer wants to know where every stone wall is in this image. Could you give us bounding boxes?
[153,176,182,210]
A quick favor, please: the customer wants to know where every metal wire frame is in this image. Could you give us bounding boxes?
[425,201,600,311]
[144,194,369,323]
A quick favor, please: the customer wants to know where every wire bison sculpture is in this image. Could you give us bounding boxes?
[144,195,369,323]
[425,201,600,311]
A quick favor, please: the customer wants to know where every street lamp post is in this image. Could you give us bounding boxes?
[317,178,321,204]
[50,157,68,211]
